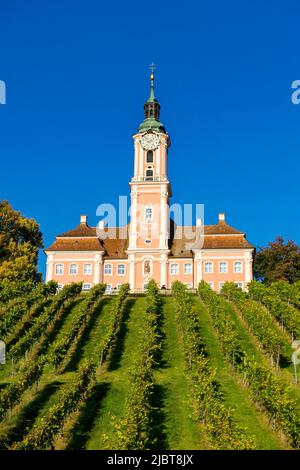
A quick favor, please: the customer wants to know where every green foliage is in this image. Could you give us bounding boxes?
[0,200,43,285]
[0,281,58,339]
[254,236,300,284]
[8,283,82,359]
[93,283,130,364]
[270,280,300,308]
[11,361,96,450]
[111,279,162,450]
[199,281,300,448]
[248,281,300,340]
[50,283,106,370]
[174,281,255,450]
[0,355,47,420]
[221,282,291,364]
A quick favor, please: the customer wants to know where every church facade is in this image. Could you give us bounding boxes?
[45,72,254,292]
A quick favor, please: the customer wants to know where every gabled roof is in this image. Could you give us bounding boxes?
[204,221,244,235]
[45,216,254,257]
[45,237,104,252]
[169,220,253,257]
[57,223,97,238]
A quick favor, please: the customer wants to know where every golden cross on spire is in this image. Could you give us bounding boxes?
[149,62,156,79]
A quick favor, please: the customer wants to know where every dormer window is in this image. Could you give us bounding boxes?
[146,150,153,163]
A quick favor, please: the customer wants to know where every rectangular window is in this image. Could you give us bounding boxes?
[117,264,126,275]
[207,282,214,290]
[105,284,112,293]
[145,207,153,222]
[69,264,78,275]
[234,261,243,273]
[82,283,91,291]
[219,262,228,273]
[185,283,193,289]
[170,263,179,275]
[104,264,112,275]
[184,263,192,274]
[235,282,243,289]
[219,282,225,291]
[55,264,64,275]
[204,262,213,273]
[83,264,92,275]
[57,284,63,292]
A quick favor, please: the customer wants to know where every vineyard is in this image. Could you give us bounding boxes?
[0,279,300,450]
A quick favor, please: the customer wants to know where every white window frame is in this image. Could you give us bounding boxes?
[185,283,193,289]
[104,264,112,275]
[207,282,214,290]
[83,263,92,275]
[144,206,153,222]
[184,263,192,275]
[170,263,179,275]
[82,283,91,291]
[219,282,225,291]
[105,284,112,293]
[55,263,64,276]
[234,261,243,273]
[117,264,126,276]
[69,263,78,275]
[57,283,63,292]
[235,282,243,289]
[204,261,213,274]
[219,261,228,273]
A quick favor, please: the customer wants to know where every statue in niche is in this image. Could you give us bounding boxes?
[144,260,151,275]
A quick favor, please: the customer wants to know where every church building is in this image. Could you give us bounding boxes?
[45,71,254,292]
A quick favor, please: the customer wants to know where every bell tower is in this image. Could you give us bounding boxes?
[127,67,171,289]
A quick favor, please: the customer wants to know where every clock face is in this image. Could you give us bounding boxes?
[141,133,160,150]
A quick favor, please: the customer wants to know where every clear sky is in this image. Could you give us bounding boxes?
[0,0,299,277]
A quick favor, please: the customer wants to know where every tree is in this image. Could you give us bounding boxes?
[254,236,300,284]
[0,200,43,286]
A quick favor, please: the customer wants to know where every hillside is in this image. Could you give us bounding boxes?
[0,281,300,450]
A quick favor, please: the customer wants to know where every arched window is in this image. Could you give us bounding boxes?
[69,264,78,275]
[146,150,153,163]
[55,264,64,275]
[104,264,112,275]
[234,261,243,273]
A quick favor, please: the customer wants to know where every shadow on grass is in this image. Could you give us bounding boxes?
[64,298,110,372]
[39,299,80,356]
[107,298,136,372]
[66,382,111,450]
[0,381,62,449]
[149,384,168,450]
[152,297,167,370]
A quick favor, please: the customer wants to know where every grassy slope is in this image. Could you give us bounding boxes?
[193,297,286,450]
[84,297,145,450]
[1,292,296,450]
[224,298,300,404]
[154,297,210,450]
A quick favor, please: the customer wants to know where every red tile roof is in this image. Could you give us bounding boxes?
[45,220,254,257]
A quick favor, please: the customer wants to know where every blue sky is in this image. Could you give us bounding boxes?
[0,0,299,277]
